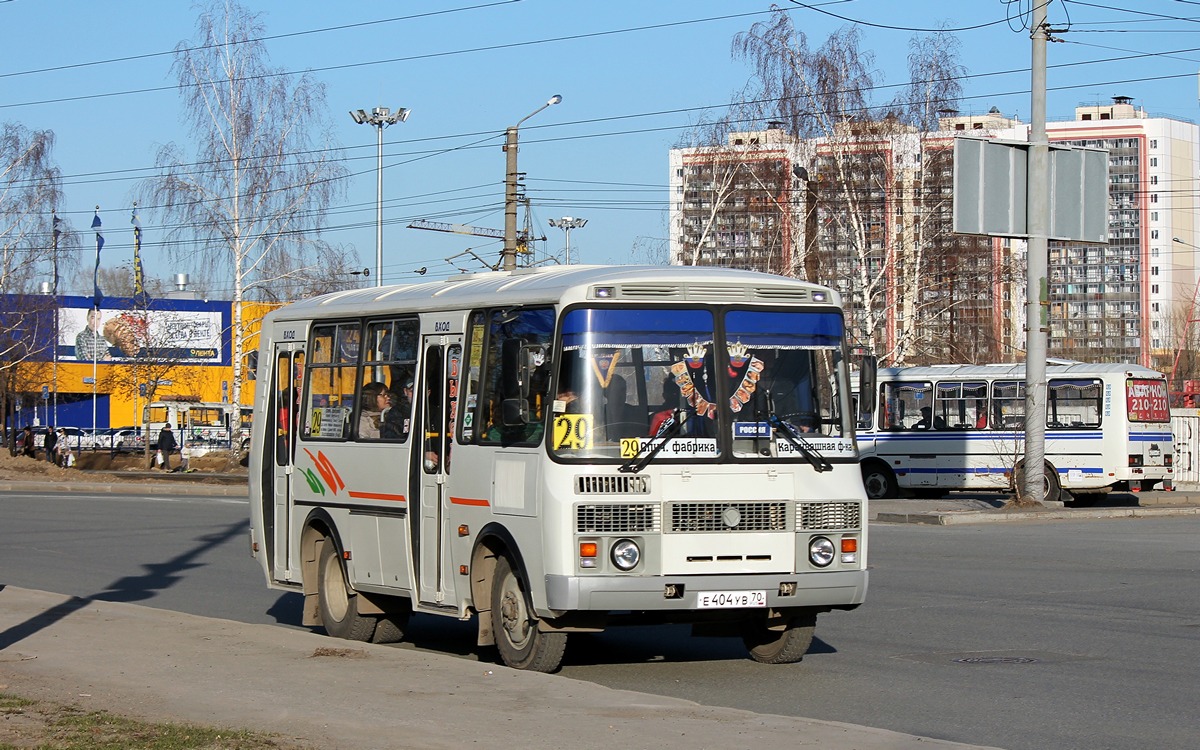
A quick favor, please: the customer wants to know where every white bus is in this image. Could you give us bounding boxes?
[248,265,873,672]
[857,361,1173,503]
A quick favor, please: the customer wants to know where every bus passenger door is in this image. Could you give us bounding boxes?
[269,343,305,580]
[413,337,462,606]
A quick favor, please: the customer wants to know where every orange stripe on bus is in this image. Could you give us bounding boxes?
[347,491,407,503]
[450,496,490,507]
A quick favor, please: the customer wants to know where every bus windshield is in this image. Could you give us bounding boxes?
[550,306,848,462]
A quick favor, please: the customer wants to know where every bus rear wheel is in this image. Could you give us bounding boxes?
[1015,462,1061,505]
[491,555,566,673]
[742,609,817,664]
[317,536,377,642]
[861,461,898,500]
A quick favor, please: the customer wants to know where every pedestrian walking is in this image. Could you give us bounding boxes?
[43,426,58,464]
[156,424,178,472]
[56,428,70,467]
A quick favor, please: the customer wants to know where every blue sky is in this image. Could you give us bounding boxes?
[3,0,1199,296]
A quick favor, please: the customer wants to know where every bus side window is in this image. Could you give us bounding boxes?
[303,323,356,440]
[365,319,418,442]
[478,307,554,445]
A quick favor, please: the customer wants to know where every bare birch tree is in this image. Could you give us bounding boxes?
[142,0,349,457]
[1,122,72,447]
[723,9,998,364]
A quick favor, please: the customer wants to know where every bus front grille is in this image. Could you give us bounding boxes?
[668,501,789,533]
[575,474,650,495]
[797,502,861,530]
[576,503,661,534]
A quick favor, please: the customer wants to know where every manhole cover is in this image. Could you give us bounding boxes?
[954,656,1040,665]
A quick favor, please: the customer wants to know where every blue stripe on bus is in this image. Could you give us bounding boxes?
[899,467,1103,476]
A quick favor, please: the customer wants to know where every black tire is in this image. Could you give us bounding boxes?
[1015,462,1061,504]
[742,610,817,664]
[861,461,898,500]
[317,536,377,642]
[370,603,412,644]
[491,555,567,672]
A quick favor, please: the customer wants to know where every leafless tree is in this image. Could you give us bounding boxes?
[718,9,1004,364]
[1,122,73,448]
[93,302,209,464]
[141,0,350,458]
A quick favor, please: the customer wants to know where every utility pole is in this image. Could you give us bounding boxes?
[503,95,561,271]
[1023,2,1051,505]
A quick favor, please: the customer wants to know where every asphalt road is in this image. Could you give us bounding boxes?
[1,488,1198,750]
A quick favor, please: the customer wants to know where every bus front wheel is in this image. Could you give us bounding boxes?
[861,461,898,500]
[491,555,566,673]
[317,536,377,642]
[742,609,817,664]
[1015,462,1061,505]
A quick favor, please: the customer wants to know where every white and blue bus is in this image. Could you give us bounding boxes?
[857,361,1173,503]
[248,265,873,672]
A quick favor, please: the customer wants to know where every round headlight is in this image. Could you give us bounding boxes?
[611,539,641,571]
[808,536,835,568]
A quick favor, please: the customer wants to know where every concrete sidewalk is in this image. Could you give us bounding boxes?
[0,585,1001,750]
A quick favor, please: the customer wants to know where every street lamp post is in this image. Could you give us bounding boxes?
[548,217,587,265]
[350,106,411,287]
[503,94,562,271]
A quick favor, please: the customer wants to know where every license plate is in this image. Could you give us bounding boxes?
[696,590,767,609]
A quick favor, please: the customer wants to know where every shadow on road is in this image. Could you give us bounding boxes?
[0,521,245,651]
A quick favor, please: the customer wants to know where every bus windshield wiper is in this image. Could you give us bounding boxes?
[769,414,832,472]
[620,409,687,474]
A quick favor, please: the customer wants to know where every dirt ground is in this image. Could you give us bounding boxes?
[0,449,247,482]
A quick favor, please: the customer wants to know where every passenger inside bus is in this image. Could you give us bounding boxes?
[380,379,412,439]
[602,374,647,440]
[649,376,680,436]
[358,381,389,439]
[914,407,932,430]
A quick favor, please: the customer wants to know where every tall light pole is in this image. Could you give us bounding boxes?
[350,106,411,287]
[548,217,587,265]
[504,94,562,271]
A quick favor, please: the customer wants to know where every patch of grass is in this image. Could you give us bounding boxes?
[0,692,296,750]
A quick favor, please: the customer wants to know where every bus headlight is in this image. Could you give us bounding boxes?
[611,539,641,571]
[808,536,835,568]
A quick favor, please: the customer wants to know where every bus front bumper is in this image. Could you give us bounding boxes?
[544,570,867,612]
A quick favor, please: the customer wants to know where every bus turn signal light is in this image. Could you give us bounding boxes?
[579,542,598,568]
[841,537,858,564]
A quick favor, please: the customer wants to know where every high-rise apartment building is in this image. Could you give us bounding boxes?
[994,97,1200,370]
[668,97,1200,374]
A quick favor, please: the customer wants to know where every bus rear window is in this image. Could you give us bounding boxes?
[1047,378,1101,428]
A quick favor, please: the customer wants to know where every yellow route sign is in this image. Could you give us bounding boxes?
[553,414,593,450]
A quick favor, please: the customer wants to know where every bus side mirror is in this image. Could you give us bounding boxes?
[858,355,877,417]
[501,397,529,426]
[501,339,524,400]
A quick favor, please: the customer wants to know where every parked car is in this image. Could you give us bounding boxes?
[109,427,146,454]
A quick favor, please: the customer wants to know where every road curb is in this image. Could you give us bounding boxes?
[876,505,1200,525]
[0,480,247,497]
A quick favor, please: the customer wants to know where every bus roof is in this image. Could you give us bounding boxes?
[263,265,839,323]
[877,360,1164,380]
